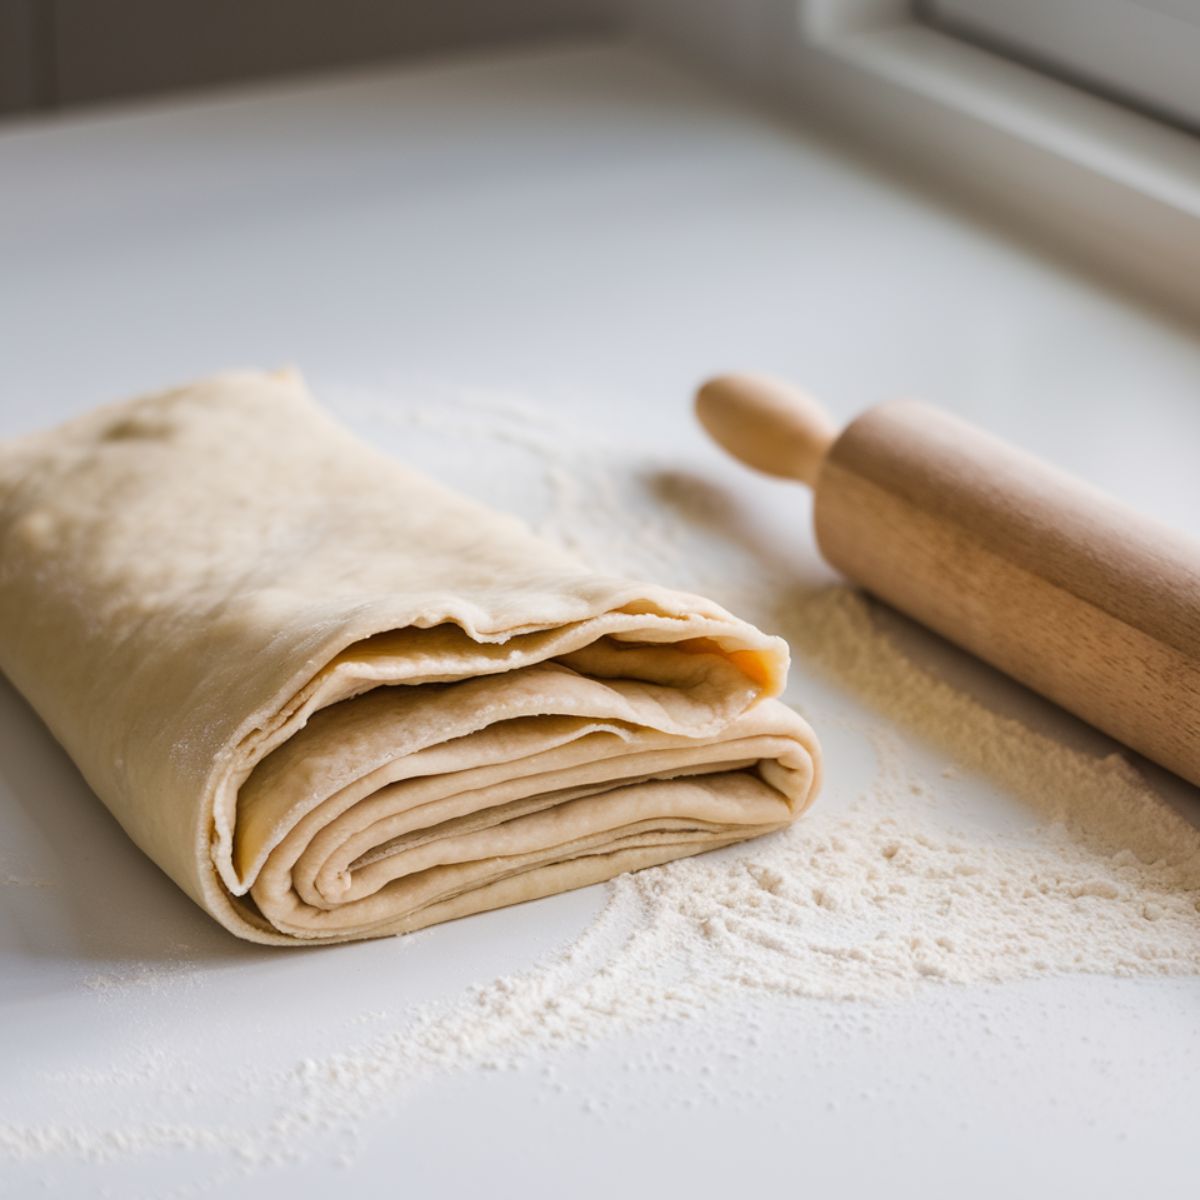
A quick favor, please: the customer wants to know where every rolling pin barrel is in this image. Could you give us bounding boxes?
[696,374,1200,787]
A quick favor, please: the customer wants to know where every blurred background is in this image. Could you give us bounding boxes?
[4,0,1200,129]
[0,0,614,115]
[4,0,1198,319]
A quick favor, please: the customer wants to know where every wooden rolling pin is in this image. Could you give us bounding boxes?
[695,373,1200,788]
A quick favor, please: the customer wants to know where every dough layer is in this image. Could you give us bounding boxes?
[0,371,820,944]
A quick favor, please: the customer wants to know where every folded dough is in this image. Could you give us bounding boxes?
[0,370,820,945]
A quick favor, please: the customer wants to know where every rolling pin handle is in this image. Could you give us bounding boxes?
[694,373,838,488]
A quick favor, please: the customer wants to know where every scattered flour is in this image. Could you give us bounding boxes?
[3,382,1199,1181]
[82,959,200,997]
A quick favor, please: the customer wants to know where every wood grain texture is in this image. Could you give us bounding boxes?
[814,400,1200,787]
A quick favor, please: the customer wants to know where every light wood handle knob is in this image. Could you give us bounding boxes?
[694,374,838,488]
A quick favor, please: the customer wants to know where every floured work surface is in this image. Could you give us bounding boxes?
[2,380,1200,1189]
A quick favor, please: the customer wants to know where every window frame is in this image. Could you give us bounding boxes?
[633,0,1200,320]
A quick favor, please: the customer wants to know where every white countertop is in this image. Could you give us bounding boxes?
[2,39,1199,1200]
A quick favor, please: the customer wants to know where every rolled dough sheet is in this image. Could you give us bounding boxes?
[0,370,820,945]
